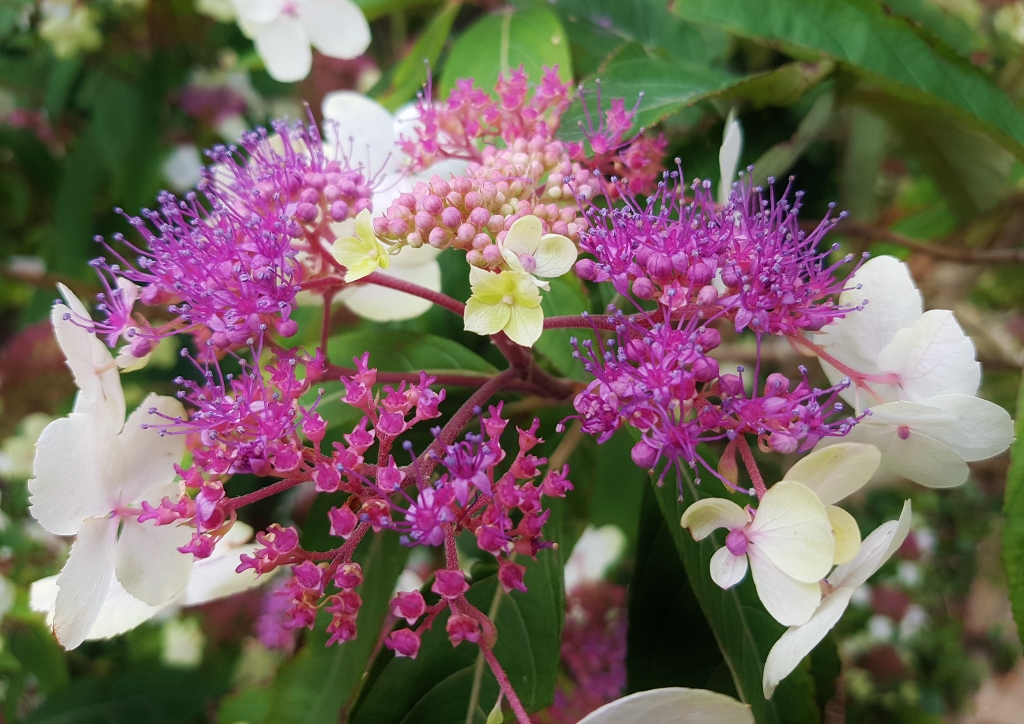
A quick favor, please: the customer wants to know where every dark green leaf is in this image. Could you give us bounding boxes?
[535,274,589,380]
[6,622,69,695]
[353,0,436,21]
[264,531,411,724]
[840,106,889,221]
[349,524,564,722]
[327,329,497,375]
[751,90,835,186]
[439,6,573,97]
[672,0,1024,158]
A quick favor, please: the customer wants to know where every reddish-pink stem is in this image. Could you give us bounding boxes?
[789,335,893,404]
[736,436,767,499]
[360,271,466,317]
[481,647,530,724]
[227,474,308,511]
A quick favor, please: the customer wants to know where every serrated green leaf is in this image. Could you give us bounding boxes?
[672,0,1024,159]
[348,521,564,723]
[439,6,572,97]
[327,330,497,375]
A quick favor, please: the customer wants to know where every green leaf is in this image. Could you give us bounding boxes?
[348,528,564,722]
[353,0,437,21]
[628,484,734,695]
[750,90,835,187]
[852,89,1015,221]
[840,105,889,221]
[372,1,463,111]
[1002,371,1024,647]
[439,6,573,97]
[672,0,1024,159]
[6,622,69,695]
[327,330,497,375]
[263,531,411,724]
[648,463,821,723]
[722,60,835,108]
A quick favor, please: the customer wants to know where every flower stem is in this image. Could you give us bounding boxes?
[361,271,467,317]
[736,435,767,499]
[482,647,530,724]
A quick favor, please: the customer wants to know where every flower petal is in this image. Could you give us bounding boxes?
[918,393,1014,462]
[464,296,511,336]
[747,545,823,626]
[299,0,370,60]
[109,394,187,504]
[577,687,754,724]
[829,500,912,590]
[54,285,125,429]
[709,545,749,589]
[533,233,577,279]
[29,413,112,535]
[748,481,834,583]
[503,302,544,347]
[30,573,167,641]
[183,545,263,605]
[680,498,748,540]
[762,586,856,699]
[231,0,283,24]
[321,90,397,169]
[501,215,542,258]
[251,15,312,82]
[341,257,441,321]
[717,111,743,206]
[783,443,881,506]
[564,525,627,592]
[815,256,923,395]
[827,505,861,565]
[53,516,118,649]
[876,309,980,401]
[115,518,193,606]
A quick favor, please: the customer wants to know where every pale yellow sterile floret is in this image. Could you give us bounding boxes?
[464,267,544,347]
[330,209,391,283]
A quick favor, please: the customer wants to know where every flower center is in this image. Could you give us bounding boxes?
[725,528,748,556]
[518,253,537,274]
[501,293,515,305]
[897,425,911,440]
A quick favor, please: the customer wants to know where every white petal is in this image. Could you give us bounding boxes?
[827,505,861,565]
[762,586,856,699]
[919,394,1014,462]
[748,481,833,583]
[183,544,262,605]
[717,110,743,206]
[783,443,881,505]
[577,687,754,724]
[815,256,922,398]
[109,394,187,504]
[252,16,312,82]
[115,518,193,606]
[299,0,370,60]
[680,498,749,541]
[829,501,912,590]
[231,0,283,24]
[31,573,167,640]
[532,234,577,279]
[877,310,980,401]
[503,303,544,347]
[29,414,112,535]
[53,517,119,649]
[747,546,823,626]
[564,524,627,592]
[321,91,397,170]
[501,215,542,257]
[709,546,749,589]
[842,407,969,488]
[53,287,125,429]
[340,257,441,322]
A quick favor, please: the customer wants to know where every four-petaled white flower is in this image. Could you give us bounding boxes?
[30,523,263,643]
[233,0,370,83]
[813,255,1014,487]
[28,285,191,649]
[498,215,577,290]
[762,500,912,698]
[320,91,467,321]
[681,481,835,626]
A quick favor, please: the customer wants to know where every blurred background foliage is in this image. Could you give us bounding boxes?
[3,0,1024,722]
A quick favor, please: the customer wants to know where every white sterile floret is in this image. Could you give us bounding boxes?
[30,523,262,642]
[563,524,627,593]
[498,215,577,290]
[233,0,370,83]
[577,687,753,724]
[28,286,191,649]
[681,481,835,626]
[762,501,912,698]
[812,255,1014,488]
[717,109,743,206]
[320,91,468,322]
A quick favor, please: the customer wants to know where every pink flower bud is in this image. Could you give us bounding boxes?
[328,506,358,538]
[391,590,426,624]
[385,628,421,658]
[432,569,469,599]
